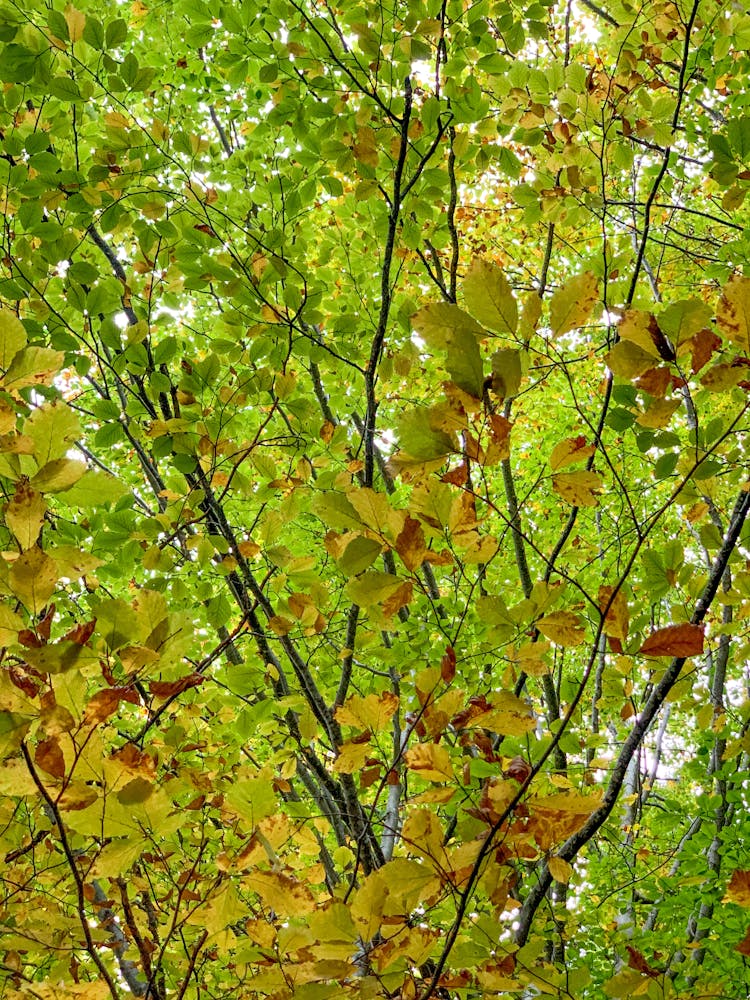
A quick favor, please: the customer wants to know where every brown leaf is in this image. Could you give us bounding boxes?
[64,619,96,645]
[735,926,750,956]
[441,462,468,486]
[626,945,660,977]
[37,604,55,642]
[84,687,140,726]
[634,366,671,398]
[8,665,40,699]
[395,516,429,572]
[504,755,532,784]
[441,645,456,684]
[381,580,413,618]
[35,736,65,778]
[148,673,204,698]
[639,623,704,657]
[18,629,43,648]
[485,414,512,464]
[690,328,722,374]
[647,315,675,362]
[110,743,157,779]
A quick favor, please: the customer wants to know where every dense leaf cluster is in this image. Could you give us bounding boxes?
[2,1,750,999]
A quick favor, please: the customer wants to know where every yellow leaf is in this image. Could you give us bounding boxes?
[64,4,86,42]
[351,870,388,939]
[549,436,595,471]
[535,790,602,815]
[617,309,663,356]
[0,309,27,368]
[379,858,441,911]
[469,691,537,736]
[552,470,602,507]
[700,362,746,392]
[5,482,46,550]
[3,347,64,391]
[537,610,586,647]
[245,870,316,916]
[0,604,24,645]
[9,546,58,613]
[404,743,454,782]
[30,458,87,494]
[549,272,598,336]
[186,883,246,939]
[549,855,573,883]
[335,691,399,733]
[717,274,750,353]
[635,397,681,428]
[333,739,371,774]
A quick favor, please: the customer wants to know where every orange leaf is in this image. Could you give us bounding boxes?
[639,623,704,657]
[725,869,750,907]
[598,586,629,642]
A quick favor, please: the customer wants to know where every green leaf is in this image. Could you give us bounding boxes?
[48,77,84,103]
[411,302,485,396]
[345,571,405,607]
[59,470,127,506]
[491,348,523,398]
[396,408,456,460]
[463,258,518,335]
[0,712,32,759]
[26,402,82,464]
[338,536,383,576]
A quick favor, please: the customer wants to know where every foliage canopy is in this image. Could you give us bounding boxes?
[2,0,750,998]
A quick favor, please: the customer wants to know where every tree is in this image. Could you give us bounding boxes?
[1,0,750,996]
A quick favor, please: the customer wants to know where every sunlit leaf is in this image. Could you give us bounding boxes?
[717,274,750,352]
[552,470,602,507]
[404,743,454,781]
[549,272,598,336]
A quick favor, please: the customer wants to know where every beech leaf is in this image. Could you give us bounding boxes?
[639,623,704,657]
[549,272,598,336]
[462,257,518,335]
